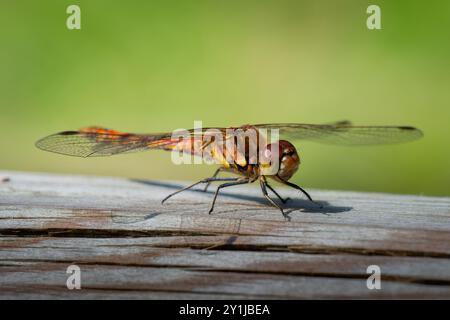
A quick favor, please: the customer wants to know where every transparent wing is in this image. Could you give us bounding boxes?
[254,121,423,145]
[35,126,231,157]
[36,122,424,157]
[35,127,175,157]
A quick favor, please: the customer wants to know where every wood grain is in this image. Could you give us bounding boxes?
[0,170,449,299]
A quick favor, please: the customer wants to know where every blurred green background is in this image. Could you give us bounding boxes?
[0,0,449,196]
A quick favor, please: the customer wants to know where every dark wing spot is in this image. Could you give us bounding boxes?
[59,131,80,135]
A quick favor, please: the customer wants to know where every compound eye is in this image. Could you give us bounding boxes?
[284,149,295,157]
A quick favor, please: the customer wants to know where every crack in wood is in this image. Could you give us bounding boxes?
[0,228,211,238]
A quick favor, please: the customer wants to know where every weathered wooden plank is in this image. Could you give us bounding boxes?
[1,171,450,255]
[2,206,450,257]
[1,237,450,283]
[1,170,450,299]
[2,262,450,299]
[1,171,448,227]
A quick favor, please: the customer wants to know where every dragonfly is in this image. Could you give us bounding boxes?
[35,121,423,219]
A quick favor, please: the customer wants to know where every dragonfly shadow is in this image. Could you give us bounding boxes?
[283,199,351,215]
[131,179,352,215]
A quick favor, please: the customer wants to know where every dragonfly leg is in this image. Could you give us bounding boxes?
[208,178,250,214]
[260,179,288,220]
[203,167,223,192]
[279,180,323,208]
[265,181,290,204]
[161,177,239,204]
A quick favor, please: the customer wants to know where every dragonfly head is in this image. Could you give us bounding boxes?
[266,140,300,181]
